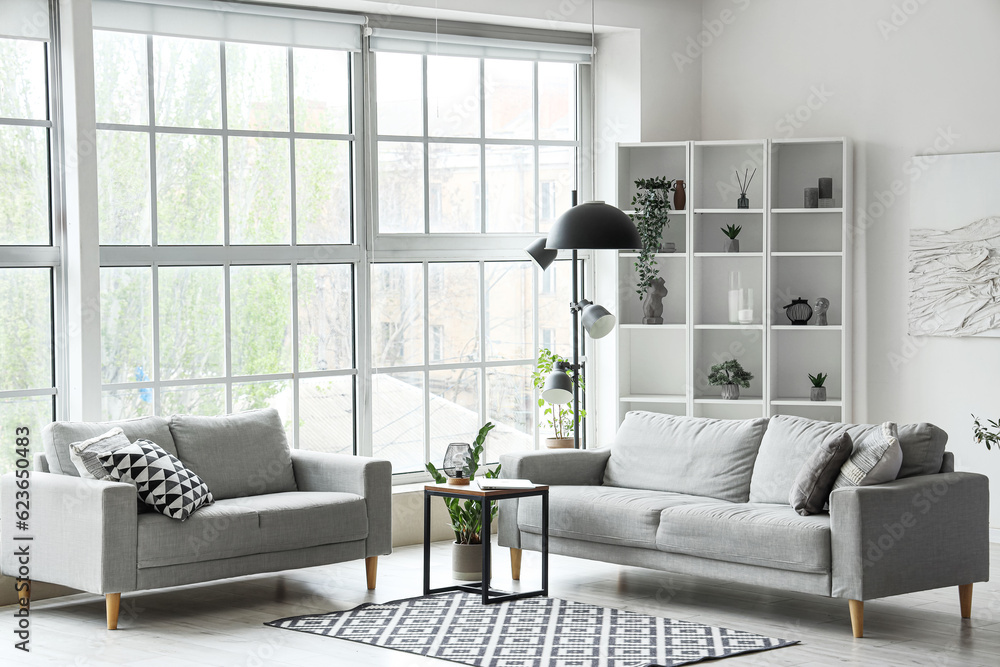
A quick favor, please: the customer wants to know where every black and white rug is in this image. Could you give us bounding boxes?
[266,592,798,666]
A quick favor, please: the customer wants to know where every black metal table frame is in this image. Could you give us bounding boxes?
[423,486,548,604]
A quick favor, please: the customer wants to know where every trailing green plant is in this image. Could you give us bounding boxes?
[708,359,753,388]
[630,176,675,300]
[808,372,828,388]
[531,348,585,438]
[973,414,1000,451]
[721,224,742,239]
[425,422,501,545]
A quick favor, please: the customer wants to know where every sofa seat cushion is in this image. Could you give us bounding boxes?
[137,502,261,568]
[655,502,831,574]
[517,486,711,549]
[222,492,368,552]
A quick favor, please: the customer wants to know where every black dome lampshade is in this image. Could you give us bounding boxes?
[579,300,615,339]
[541,364,574,405]
[442,443,473,486]
[545,201,641,250]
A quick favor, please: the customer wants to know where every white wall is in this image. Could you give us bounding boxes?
[697,0,1000,525]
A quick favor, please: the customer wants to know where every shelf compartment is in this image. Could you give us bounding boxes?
[619,328,687,397]
[694,211,763,253]
[770,140,844,209]
[771,328,842,401]
[618,255,687,326]
[616,143,688,211]
[693,329,764,399]
[771,256,843,327]
[771,211,843,253]
[694,401,765,420]
[692,141,766,210]
[770,403,844,421]
[694,255,764,326]
[621,401,687,419]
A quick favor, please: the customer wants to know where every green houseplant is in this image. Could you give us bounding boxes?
[708,359,753,400]
[722,224,742,253]
[809,372,828,402]
[426,422,501,579]
[973,415,1000,451]
[630,177,675,300]
[531,348,585,448]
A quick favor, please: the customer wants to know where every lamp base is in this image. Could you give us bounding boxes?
[446,477,471,486]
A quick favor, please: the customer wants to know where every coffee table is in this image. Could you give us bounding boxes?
[423,482,549,604]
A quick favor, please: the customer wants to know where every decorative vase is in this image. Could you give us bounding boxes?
[452,542,491,581]
[642,277,668,324]
[804,187,819,208]
[811,386,827,402]
[545,437,574,449]
[721,384,740,400]
[783,298,813,325]
[723,238,739,253]
[673,180,686,211]
[659,241,676,253]
[737,194,749,209]
[818,177,833,200]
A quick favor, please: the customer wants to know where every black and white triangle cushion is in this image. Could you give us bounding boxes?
[98,439,214,520]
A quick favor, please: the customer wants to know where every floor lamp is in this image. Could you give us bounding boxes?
[526,192,641,448]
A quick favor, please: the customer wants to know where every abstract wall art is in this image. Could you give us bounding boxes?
[908,151,1000,338]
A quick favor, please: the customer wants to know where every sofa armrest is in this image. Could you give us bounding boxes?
[290,451,392,557]
[830,472,989,600]
[1,472,137,594]
[497,449,611,549]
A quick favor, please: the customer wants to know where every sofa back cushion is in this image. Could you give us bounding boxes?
[602,412,769,502]
[170,408,297,500]
[750,415,949,504]
[750,415,849,504]
[42,416,177,476]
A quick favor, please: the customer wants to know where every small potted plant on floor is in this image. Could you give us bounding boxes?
[631,176,675,301]
[425,422,500,581]
[531,348,584,448]
[722,224,741,252]
[708,359,753,400]
[973,415,1000,450]
[809,373,828,401]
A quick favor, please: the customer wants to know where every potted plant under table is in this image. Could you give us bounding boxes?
[425,422,501,580]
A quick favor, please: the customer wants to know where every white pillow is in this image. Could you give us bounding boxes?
[68,427,131,480]
[832,421,903,490]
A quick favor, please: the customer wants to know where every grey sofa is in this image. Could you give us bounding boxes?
[0,409,391,629]
[499,412,989,637]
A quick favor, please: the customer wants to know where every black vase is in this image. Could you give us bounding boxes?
[783,298,813,325]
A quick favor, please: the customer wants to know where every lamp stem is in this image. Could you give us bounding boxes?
[572,248,580,450]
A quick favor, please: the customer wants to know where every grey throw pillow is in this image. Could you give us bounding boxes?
[789,432,853,516]
[68,427,132,480]
[832,421,903,490]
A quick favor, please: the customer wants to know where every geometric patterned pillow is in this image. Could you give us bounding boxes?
[98,439,214,520]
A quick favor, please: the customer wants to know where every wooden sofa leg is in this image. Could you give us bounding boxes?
[365,557,378,590]
[959,583,973,619]
[16,580,29,608]
[848,599,864,638]
[510,548,522,581]
[106,593,121,630]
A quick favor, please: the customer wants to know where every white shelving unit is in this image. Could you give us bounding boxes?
[613,138,852,426]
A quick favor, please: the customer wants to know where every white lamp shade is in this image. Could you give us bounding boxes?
[541,369,573,404]
[581,302,616,339]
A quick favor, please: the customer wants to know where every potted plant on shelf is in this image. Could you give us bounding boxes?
[630,176,675,302]
[722,224,741,252]
[531,348,585,448]
[708,359,753,400]
[809,372,828,401]
[973,415,1000,450]
[425,422,500,581]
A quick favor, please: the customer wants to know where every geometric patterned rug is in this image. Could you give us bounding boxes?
[266,592,798,666]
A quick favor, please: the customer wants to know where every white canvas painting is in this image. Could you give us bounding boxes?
[908,151,1000,337]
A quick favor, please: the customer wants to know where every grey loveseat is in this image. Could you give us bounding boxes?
[499,412,989,637]
[0,409,391,629]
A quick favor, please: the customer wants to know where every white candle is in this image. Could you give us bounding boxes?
[738,309,753,324]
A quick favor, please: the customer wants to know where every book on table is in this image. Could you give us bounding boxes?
[477,479,537,490]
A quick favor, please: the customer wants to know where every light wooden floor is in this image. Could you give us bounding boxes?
[3,541,999,666]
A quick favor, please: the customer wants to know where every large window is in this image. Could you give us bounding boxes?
[370,49,581,474]
[0,25,59,474]
[94,30,358,453]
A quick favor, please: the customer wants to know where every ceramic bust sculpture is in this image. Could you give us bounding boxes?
[642,277,668,324]
[814,297,830,326]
